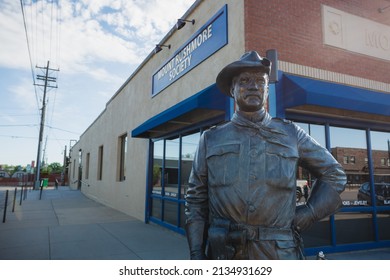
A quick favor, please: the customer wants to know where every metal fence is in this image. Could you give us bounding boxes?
[1,186,31,223]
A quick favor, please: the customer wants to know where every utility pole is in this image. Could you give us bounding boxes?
[34,60,59,190]
[42,135,48,167]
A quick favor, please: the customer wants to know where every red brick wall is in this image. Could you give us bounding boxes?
[332,147,389,175]
[0,173,64,187]
[244,0,390,84]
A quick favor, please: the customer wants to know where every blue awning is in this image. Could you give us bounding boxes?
[276,74,390,129]
[132,84,229,138]
[280,74,390,115]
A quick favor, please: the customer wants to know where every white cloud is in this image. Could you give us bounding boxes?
[8,77,41,114]
[0,1,31,69]
[0,0,196,165]
[1,0,195,75]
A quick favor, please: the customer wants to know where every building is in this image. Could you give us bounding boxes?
[69,0,390,256]
[332,147,390,187]
[0,170,10,178]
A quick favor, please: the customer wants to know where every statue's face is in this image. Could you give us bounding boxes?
[231,72,269,112]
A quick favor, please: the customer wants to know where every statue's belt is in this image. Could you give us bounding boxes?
[211,219,294,242]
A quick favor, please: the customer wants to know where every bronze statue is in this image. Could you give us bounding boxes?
[185,51,346,260]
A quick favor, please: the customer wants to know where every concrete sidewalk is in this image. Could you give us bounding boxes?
[1,186,389,260]
[0,186,189,260]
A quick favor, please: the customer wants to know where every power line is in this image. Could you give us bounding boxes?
[0,135,37,139]
[0,123,78,135]
[50,0,54,60]
[40,0,45,62]
[56,0,61,67]
[0,134,72,141]
[19,0,40,118]
[45,125,79,135]
[0,124,38,127]
[18,1,65,168]
[0,113,37,117]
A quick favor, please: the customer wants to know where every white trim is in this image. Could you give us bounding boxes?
[279,61,390,93]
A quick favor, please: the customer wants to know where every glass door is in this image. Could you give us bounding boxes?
[149,131,201,233]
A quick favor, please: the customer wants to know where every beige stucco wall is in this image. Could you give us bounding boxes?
[69,0,245,221]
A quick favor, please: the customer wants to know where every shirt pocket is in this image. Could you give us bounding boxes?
[265,144,298,189]
[206,143,240,187]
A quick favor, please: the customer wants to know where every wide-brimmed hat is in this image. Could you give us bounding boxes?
[216,51,271,97]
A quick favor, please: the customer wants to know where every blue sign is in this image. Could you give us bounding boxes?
[152,5,228,96]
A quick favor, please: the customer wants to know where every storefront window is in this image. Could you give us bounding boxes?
[296,122,330,247]
[370,131,390,241]
[334,212,375,245]
[330,126,368,207]
[370,131,390,199]
[295,123,325,205]
[165,138,180,198]
[330,126,375,244]
[377,211,390,241]
[296,122,326,147]
[163,138,180,226]
[151,198,162,220]
[150,132,201,229]
[151,140,164,220]
[164,200,178,226]
[181,132,200,198]
[152,140,164,195]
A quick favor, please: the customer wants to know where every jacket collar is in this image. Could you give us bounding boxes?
[231,111,287,137]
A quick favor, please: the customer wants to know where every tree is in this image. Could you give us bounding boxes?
[42,162,63,174]
[1,165,18,176]
[153,165,161,187]
[47,162,63,173]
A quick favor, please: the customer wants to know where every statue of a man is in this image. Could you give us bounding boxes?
[185,51,346,260]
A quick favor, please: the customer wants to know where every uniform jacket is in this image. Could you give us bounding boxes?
[185,112,346,259]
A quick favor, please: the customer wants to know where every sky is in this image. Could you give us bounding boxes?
[0,0,196,167]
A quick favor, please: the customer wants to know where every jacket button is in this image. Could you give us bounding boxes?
[250,149,257,157]
[248,205,256,212]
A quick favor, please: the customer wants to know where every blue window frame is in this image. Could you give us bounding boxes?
[146,126,212,234]
[294,122,390,256]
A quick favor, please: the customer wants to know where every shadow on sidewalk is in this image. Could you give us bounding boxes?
[0,186,189,260]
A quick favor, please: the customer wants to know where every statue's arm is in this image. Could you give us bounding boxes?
[294,125,347,231]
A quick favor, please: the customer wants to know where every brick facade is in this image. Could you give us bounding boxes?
[244,0,390,85]
[332,147,390,184]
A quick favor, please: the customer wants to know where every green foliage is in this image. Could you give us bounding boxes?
[1,162,63,175]
[153,165,161,186]
[48,162,63,173]
[42,162,63,174]
[0,164,21,176]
